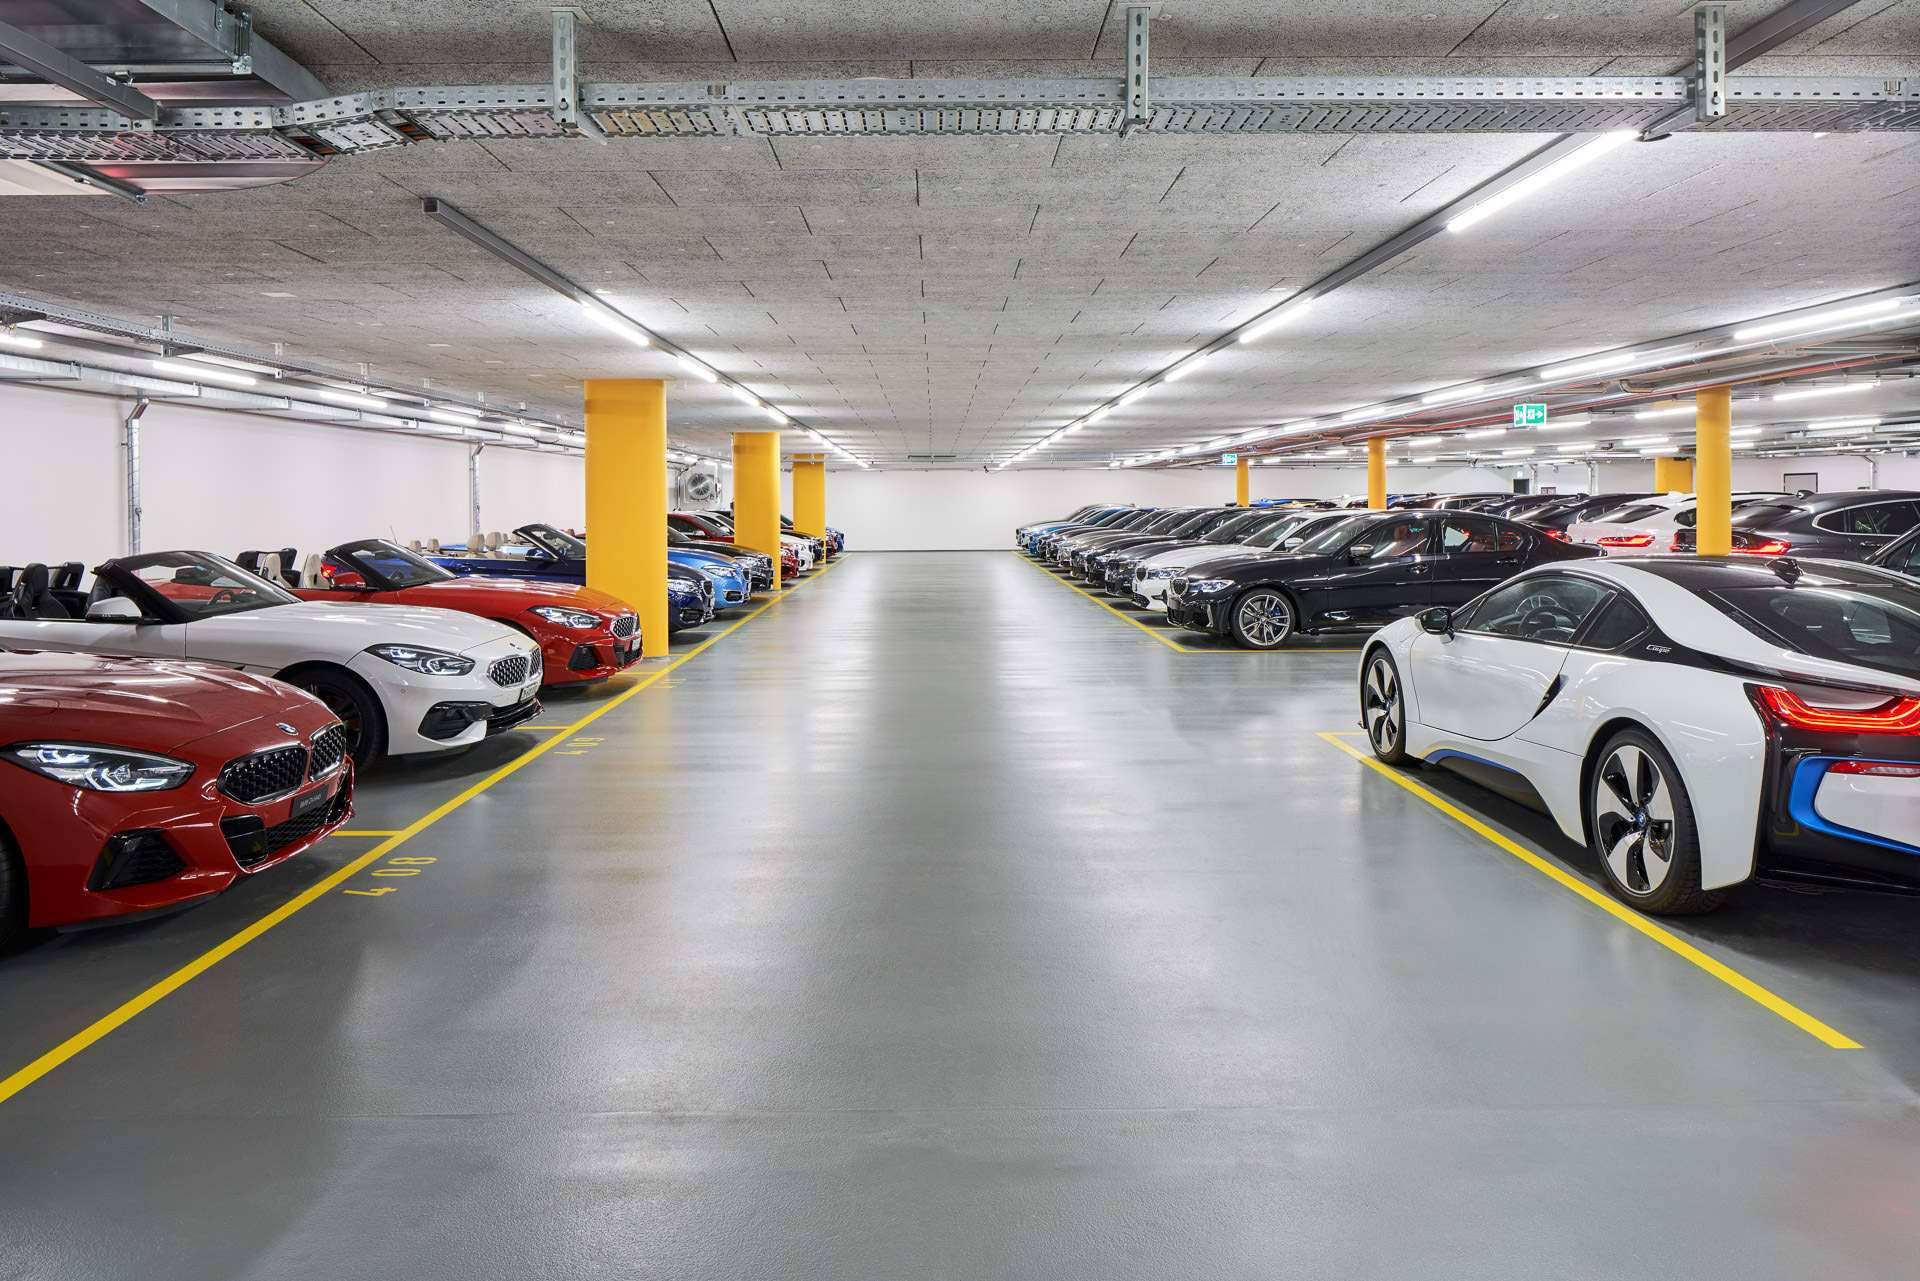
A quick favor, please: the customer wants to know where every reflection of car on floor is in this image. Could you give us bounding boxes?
[0,551,541,767]
[0,648,352,945]
[428,524,717,630]
[1360,556,1920,915]
[1166,510,1596,649]
[291,539,643,682]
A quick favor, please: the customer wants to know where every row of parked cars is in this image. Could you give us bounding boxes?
[1019,499,1920,917]
[0,511,842,946]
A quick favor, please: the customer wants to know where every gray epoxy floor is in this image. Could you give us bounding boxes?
[4,551,1920,1280]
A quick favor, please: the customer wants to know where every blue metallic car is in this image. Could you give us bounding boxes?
[429,523,719,632]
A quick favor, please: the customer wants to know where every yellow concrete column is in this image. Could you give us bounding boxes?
[1235,454,1250,507]
[584,379,667,656]
[792,456,826,537]
[1694,386,1733,556]
[733,431,784,592]
[1652,455,1694,494]
[1367,437,1386,509]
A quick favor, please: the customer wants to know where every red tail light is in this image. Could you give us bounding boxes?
[1542,528,1570,542]
[1829,760,1920,777]
[1755,686,1920,734]
[1598,533,1654,548]
[1731,540,1792,556]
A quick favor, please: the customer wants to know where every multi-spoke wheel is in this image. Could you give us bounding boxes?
[290,669,387,769]
[1361,649,1409,765]
[1229,588,1295,649]
[1587,729,1724,915]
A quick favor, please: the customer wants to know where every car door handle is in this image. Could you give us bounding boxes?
[1410,565,1431,575]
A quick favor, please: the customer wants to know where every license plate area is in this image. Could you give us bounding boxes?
[289,784,330,823]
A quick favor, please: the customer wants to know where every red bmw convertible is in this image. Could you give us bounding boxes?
[0,649,352,943]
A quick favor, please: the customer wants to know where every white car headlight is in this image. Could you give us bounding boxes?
[1148,567,1178,579]
[529,605,602,629]
[1190,579,1234,593]
[366,644,475,676]
[2,742,194,792]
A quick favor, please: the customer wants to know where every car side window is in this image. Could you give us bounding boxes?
[1349,519,1432,561]
[1441,518,1526,555]
[1462,576,1613,644]
[1578,595,1651,650]
[1816,501,1920,537]
[1896,537,1920,578]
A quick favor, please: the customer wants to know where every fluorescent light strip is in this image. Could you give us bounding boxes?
[1422,383,1486,405]
[313,388,390,410]
[578,299,652,348]
[1773,382,1873,403]
[1448,130,1637,233]
[1733,298,1909,343]
[1237,300,1313,344]
[181,351,280,375]
[0,330,45,350]
[150,358,255,387]
[1635,404,1694,419]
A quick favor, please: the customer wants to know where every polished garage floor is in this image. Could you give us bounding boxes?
[4,552,1920,1279]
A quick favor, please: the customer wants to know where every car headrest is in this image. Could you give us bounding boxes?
[426,538,442,554]
[236,550,263,575]
[51,561,83,591]
[275,549,297,584]
[407,540,423,554]
[303,553,326,587]
[259,552,286,585]
[9,562,71,620]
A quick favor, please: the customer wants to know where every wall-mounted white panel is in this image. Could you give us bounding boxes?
[0,382,123,566]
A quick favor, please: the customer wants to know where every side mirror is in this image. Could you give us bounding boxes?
[330,571,369,590]
[1347,544,1375,563]
[1419,606,1454,637]
[86,596,145,623]
[526,547,555,561]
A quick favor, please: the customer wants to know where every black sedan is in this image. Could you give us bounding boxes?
[1671,491,1920,561]
[1163,509,1599,648]
[1100,509,1306,595]
[1082,508,1249,583]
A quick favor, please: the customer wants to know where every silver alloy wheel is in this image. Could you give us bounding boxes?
[1235,590,1293,647]
[1592,744,1677,896]
[1363,654,1402,756]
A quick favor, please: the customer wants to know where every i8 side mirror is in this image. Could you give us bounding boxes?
[1419,606,1454,637]
[86,596,145,622]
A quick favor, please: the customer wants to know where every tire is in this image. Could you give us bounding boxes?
[0,823,26,952]
[1229,587,1296,650]
[1360,648,1409,765]
[288,668,388,769]
[1587,729,1726,915]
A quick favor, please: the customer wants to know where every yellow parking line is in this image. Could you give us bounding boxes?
[0,556,848,1107]
[1318,731,1859,1049]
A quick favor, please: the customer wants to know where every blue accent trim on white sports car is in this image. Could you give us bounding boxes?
[1786,757,1920,857]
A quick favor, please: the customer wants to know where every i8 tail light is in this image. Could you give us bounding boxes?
[1731,539,1792,556]
[1753,685,1920,734]
[1598,533,1654,548]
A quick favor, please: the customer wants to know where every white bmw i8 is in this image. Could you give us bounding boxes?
[1359,555,1920,914]
[0,551,543,767]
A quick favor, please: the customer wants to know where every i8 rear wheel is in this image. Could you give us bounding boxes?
[1588,729,1724,915]
[1361,649,1409,764]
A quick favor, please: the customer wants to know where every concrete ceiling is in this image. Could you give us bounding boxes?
[2,0,1918,464]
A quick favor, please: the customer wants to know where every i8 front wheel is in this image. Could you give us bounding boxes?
[1361,649,1409,764]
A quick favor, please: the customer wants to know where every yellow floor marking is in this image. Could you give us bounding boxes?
[1020,553,1362,653]
[1318,731,1859,1049]
[0,556,848,1107]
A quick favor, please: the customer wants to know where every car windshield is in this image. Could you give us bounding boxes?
[1706,583,1920,680]
[1242,515,1313,549]
[517,523,586,557]
[1292,515,1372,554]
[1202,512,1266,543]
[1155,511,1212,535]
[332,539,453,588]
[1591,503,1664,524]
[1730,504,1802,528]
[109,550,298,620]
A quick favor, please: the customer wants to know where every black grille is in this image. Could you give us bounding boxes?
[1170,577,1190,596]
[610,614,637,639]
[723,589,744,603]
[219,745,309,804]
[221,792,347,869]
[89,830,186,890]
[308,724,348,779]
[488,654,531,687]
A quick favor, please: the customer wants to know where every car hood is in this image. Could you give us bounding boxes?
[228,600,525,652]
[1180,550,1335,579]
[0,650,320,752]
[386,578,631,614]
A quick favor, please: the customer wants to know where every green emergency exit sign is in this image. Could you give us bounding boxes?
[1222,453,1238,464]
[1512,404,1547,426]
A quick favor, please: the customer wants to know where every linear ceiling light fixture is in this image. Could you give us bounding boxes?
[0,329,44,350]
[150,358,256,388]
[421,198,868,467]
[1447,130,1637,233]
[1733,298,1914,343]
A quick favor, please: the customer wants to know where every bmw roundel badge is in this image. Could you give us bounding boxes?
[276,723,299,735]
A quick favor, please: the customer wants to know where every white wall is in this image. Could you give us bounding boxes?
[0,382,584,568]
[810,462,1589,550]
